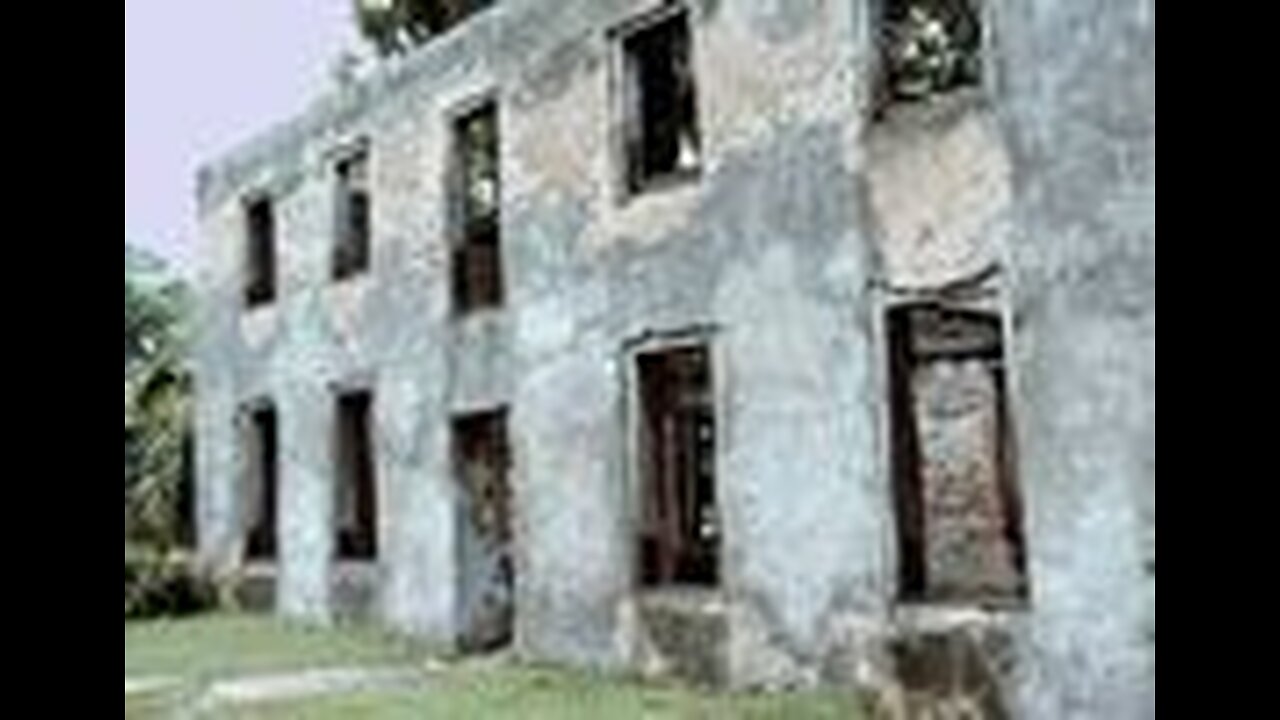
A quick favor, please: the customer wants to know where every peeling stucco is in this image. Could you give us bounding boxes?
[195,1,1153,717]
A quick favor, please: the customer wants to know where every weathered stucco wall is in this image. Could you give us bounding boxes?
[196,0,882,671]
[496,0,885,680]
[194,0,1154,715]
[865,92,1011,292]
[992,0,1156,717]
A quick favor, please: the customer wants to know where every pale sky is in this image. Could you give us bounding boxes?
[125,1,357,267]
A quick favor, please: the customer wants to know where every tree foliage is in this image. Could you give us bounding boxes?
[882,0,982,101]
[125,246,193,549]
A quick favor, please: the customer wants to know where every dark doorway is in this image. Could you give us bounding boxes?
[336,391,378,561]
[245,404,278,561]
[453,409,515,652]
[637,345,719,589]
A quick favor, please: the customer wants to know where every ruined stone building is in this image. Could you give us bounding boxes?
[194,1,1155,717]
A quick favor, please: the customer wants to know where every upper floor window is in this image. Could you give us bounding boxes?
[333,147,372,281]
[413,0,495,37]
[357,0,496,56]
[451,101,503,315]
[243,196,276,308]
[879,0,983,106]
[619,8,702,196]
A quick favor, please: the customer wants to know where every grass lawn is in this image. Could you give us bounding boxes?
[125,614,425,681]
[125,615,868,719]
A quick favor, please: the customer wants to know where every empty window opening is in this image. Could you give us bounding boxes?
[244,405,279,561]
[889,306,1028,604]
[621,9,702,195]
[360,0,495,55]
[879,0,982,106]
[333,148,372,280]
[244,197,276,307]
[410,0,495,40]
[335,391,378,561]
[451,102,503,315]
[637,345,719,588]
[452,410,515,653]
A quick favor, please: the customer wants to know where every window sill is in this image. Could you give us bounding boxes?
[333,558,380,569]
[453,304,506,323]
[332,268,372,285]
[870,85,987,130]
[896,581,1031,615]
[637,586,726,613]
[622,167,702,206]
[242,299,278,315]
[240,561,279,578]
[893,597,1032,629]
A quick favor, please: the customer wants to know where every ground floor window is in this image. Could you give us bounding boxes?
[335,390,378,561]
[637,344,719,588]
[889,305,1028,604]
[244,404,278,561]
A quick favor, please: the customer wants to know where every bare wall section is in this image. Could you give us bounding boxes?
[992,0,1156,717]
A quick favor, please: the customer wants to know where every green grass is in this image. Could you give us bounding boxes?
[125,692,174,720]
[125,615,867,719]
[125,614,427,682]
[223,667,866,720]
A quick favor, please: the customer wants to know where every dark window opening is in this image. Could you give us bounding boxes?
[452,409,515,653]
[336,391,378,561]
[333,149,372,280]
[879,0,982,106]
[245,405,278,561]
[408,0,495,40]
[622,10,702,195]
[361,0,495,56]
[889,306,1028,604]
[176,429,197,549]
[638,345,719,588]
[244,198,276,307]
[451,102,503,314]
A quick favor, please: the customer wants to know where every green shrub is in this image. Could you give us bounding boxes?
[125,547,218,620]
